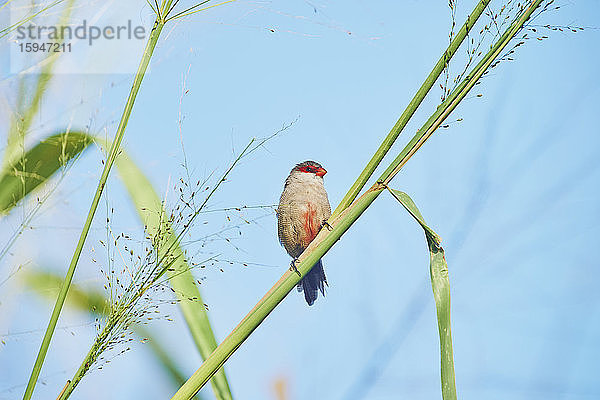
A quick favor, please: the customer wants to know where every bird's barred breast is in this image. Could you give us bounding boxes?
[278,179,331,259]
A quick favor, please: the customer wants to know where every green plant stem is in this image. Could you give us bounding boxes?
[58,314,118,399]
[22,18,166,400]
[170,2,545,398]
[330,0,491,219]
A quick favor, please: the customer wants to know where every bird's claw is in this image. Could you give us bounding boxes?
[290,259,301,277]
[321,220,333,231]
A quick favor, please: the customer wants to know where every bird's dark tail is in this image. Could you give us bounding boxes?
[297,259,328,306]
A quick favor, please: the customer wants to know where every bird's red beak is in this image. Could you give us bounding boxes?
[315,167,327,177]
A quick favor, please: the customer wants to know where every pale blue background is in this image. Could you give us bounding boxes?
[1,1,599,399]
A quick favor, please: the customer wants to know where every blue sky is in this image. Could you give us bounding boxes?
[1,1,599,399]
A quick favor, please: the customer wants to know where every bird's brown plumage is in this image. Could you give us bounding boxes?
[277,161,331,305]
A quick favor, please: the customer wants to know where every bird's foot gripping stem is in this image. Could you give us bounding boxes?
[289,259,302,277]
[321,220,333,231]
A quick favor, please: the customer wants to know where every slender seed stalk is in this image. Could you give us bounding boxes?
[57,380,70,400]
[22,17,165,400]
[331,0,491,218]
[170,2,545,398]
[111,145,236,400]
[57,312,120,399]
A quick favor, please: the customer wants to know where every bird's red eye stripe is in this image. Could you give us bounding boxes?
[296,164,326,175]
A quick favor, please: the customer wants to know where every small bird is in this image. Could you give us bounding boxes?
[277,161,332,306]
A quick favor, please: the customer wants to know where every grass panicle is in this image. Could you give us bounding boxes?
[57,119,288,399]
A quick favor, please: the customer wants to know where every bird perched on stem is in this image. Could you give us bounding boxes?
[277,161,331,306]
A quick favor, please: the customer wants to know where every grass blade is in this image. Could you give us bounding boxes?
[387,188,455,400]
[111,147,233,400]
[386,189,441,244]
[0,131,93,214]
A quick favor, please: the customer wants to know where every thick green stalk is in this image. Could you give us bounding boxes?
[331,0,491,218]
[171,2,545,398]
[22,18,165,400]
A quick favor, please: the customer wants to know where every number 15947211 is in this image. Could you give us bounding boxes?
[18,42,71,52]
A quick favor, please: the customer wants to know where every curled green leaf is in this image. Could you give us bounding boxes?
[387,187,455,400]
